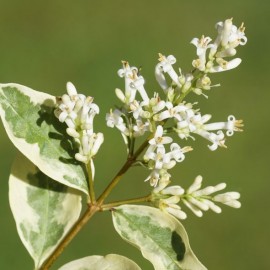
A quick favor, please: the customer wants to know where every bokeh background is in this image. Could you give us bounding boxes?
[0,0,269,269]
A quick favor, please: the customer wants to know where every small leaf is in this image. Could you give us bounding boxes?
[9,152,82,269]
[0,83,88,194]
[58,254,142,270]
[112,205,207,270]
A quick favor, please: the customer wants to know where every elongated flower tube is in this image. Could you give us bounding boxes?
[117,61,149,104]
[155,54,181,89]
[191,35,214,71]
[117,61,138,104]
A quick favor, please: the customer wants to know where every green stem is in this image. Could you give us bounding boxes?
[177,71,205,103]
[101,194,152,211]
[97,137,150,205]
[40,204,99,270]
[128,136,135,158]
[86,160,96,204]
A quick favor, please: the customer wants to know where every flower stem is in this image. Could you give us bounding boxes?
[86,160,96,204]
[97,137,150,204]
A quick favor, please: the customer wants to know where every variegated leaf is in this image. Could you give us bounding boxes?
[112,205,207,270]
[0,83,88,194]
[58,254,142,270]
[9,152,82,269]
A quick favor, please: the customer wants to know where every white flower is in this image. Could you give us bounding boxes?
[181,175,241,217]
[130,73,149,104]
[204,115,243,136]
[153,172,171,193]
[161,185,185,196]
[129,100,150,120]
[155,54,181,89]
[191,35,214,71]
[117,61,138,103]
[159,195,187,220]
[133,119,149,137]
[106,109,129,135]
[153,102,188,122]
[144,125,173,160]
[144,169,161,187]
[147,146,176,171]
[55,82,103,167]
[165,205,187,220]
[115,88,126,103]
[213,192,241,208]
[214,19,247,49]
[175,110,242,150]
[209,58,242,73]
[166,143,192,163]
[118,61,149,104]
[145,141,191,188]
[202,18,248,74]
[196,130,226,151]
[89,132,104,157]
[228,22,247,47]
[155,62,168,91]
[149,93,166,114]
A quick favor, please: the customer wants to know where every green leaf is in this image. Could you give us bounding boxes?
[58,254,142,270]
[9,152,82,269]
[0,83,88,194]
[112,205,207,270]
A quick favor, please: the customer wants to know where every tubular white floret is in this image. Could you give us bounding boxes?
[156,54,181,88]
[191,35,213,71]
[180,176,241,217]
[161,185,185,196]
[187,175,203,194]
[117,61,150,104]
[209,58,242,73]
[165,206,187,220]
[153,173,241,219]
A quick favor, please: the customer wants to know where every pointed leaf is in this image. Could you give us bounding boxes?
[0,83,88,194]
[58,254,142,270]
[9,152,82,269]
[112,205,207,270]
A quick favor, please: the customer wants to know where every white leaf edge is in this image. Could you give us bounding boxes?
[58,254,142,270]
[0,83,88,194]
[112,205,207,270]
[9,152,82,269]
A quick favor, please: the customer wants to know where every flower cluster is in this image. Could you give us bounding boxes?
[153,175,241,220]
[191,18,247,73]
[106,18,246,219]
[53,19,246,220]
[54,82,104,170]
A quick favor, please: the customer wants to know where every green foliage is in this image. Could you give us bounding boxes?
[0,83,89,194]
[9,152,82,269]
[112,205,207,270]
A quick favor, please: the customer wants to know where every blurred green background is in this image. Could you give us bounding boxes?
[0,0,269,269]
